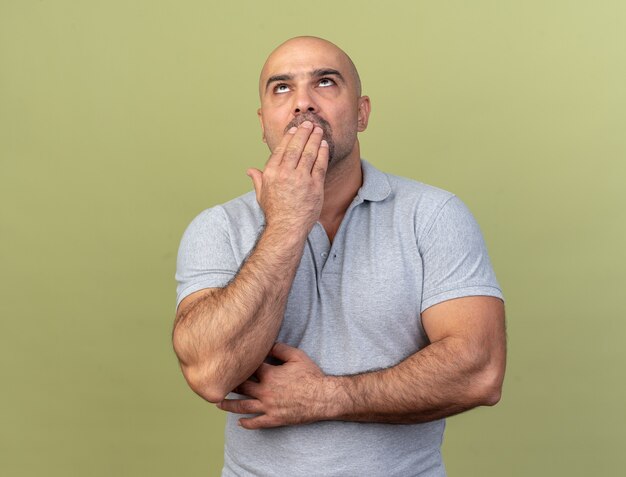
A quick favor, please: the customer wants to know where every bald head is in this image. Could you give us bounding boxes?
[259,36,362,98]
[256,36,371,165]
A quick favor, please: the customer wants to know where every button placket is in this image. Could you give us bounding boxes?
[307,223,331,273]
[321,198,363,274]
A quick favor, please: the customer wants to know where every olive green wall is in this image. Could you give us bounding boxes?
[2,1,624,475]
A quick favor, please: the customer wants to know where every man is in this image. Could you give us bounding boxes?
[173,36,506,476]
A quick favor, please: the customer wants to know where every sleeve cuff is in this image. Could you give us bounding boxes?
[176,274,235,309]
[421,285,504,313]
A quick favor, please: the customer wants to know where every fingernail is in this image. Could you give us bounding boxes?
[301,120,313,129]
[237,421,243,427]
[288,126,297,134]
[321,140,329,147]
[313,126,323,134]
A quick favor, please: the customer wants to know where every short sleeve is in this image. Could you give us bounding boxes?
[419,196,503,312]
[175,207,238,308]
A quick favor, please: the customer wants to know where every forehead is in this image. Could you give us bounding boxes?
[259,39,351,92]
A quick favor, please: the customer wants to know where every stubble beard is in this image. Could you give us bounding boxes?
[284,112,337,163]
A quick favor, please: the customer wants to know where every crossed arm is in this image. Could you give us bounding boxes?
[176,260,506,429]
[217,295,506,429]
[173,121,506,428]
[172,120,329,403]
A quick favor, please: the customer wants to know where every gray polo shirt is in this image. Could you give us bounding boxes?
[176,159,503,477]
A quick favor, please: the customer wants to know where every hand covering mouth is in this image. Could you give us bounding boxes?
[284,112,335,160]
[285,113,332,138]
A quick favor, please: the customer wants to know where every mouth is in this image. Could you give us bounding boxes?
[285,113,331,137]
[284,112,335,161]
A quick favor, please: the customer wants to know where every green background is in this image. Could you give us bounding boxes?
[2,1,625,475]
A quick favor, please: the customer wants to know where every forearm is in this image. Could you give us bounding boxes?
[173,224,307,402]
[325,336,504,424]
[174,121,328,403]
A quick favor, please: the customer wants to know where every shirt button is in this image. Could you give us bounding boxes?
[321,252,328,258]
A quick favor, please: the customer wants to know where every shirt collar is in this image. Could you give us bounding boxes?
[356,159,392,202]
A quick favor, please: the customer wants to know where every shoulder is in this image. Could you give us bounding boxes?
[363,159,454,208]
[392,175,464,240]
[183,190,263,234]
[364,161,459,237]
[386,172,455,208]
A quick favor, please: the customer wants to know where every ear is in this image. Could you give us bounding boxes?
[356,96,371,132]
[257,108,267,143]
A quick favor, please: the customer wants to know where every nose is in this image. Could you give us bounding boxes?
[292,87,318,115]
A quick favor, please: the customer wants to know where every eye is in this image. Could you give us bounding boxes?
[274,83,291,94]
[318,78,336,88]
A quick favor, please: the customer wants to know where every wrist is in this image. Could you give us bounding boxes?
[263,221,310,246]
[320,375,353,421]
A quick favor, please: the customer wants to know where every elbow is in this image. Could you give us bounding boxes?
[190,381,230,404]
[481,381,503,407]
[182,364,230,404]
[172,333,230,403]
[474,364,505,407]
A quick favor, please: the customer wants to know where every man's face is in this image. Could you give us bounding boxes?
[258,38,370,164]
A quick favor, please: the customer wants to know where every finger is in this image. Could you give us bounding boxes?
[234,380,260,398]
[246,168,263,202]
[254,362,274,380]
[266,126,297,168]
[281,120,315,168]
[269,342,304,362]
[296,126,324,172]
[239,414,281,430]
[312,139,330,183]
[217,398,263,415]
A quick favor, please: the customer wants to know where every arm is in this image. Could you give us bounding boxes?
[218,295,506,428]
[172,122,329,403]
[327,295,506,423]
[173,227,306,404]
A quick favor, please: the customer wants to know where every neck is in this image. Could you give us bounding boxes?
[318,146,363,241]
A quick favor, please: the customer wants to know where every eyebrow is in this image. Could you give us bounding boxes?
[264,68,345,93]
[312,68,344,80]
[265,74,293,92]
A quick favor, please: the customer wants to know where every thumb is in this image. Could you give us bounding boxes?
[246,168,263,202]
[269,342,304,362]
